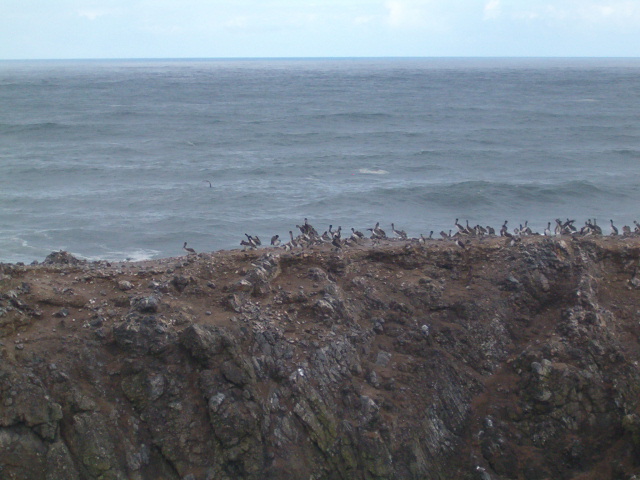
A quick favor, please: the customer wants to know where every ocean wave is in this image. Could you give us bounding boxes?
[358,168,389,175]
[609,149,640,158]
[420,180,617,207]
[0,121,71,134]
[83,248,160,262]
[312,179,623,211]
[307,112,395,122]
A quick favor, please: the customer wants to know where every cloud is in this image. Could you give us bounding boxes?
[385,1,427,28]
[490,1,640,27]
[383,0,450,30]
[354,15,376,25]
[483,0,501,20]
[77,9,110,21]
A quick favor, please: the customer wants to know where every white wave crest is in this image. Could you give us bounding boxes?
[359,168,389,175]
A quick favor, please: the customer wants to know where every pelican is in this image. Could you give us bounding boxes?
[183,242,196,254]
[351,227,365,240]
[372,222,386,238]
[610,219,618,236]
[245,233,260,248]
[271,234,281,246]
[391,223,408,239]
[351,228,364,243]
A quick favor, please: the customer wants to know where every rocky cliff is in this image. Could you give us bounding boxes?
[1,236,640,480]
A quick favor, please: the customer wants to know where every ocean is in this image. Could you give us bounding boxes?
[1,57,640,264]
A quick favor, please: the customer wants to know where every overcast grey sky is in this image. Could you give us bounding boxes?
[2,0,640,59]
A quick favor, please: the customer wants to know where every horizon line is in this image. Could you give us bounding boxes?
[2,55,640,63]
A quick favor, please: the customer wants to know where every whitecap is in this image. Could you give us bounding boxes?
[359,168,389,175]
[83,249,160,262]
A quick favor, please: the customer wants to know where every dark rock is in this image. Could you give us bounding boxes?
[112,314,174,355]
[3,238,640,480]
[130,295,160,313]
[179,324,233,367]
[43,251,86,266]
[171,275,190,292]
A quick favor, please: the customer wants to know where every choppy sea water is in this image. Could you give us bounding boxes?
[1,57,640,263]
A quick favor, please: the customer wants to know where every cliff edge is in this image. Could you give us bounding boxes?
[1,236,640,479]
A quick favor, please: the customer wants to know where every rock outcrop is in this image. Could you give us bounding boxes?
[1,236,639,479]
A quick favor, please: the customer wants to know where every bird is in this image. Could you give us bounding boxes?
[455,239,466,249]
[554,219,563,235]
[391,223,408,239]
[350,227,364,243]
[303,218,319,237]
[271,234,281,246]
[499,221,508,237]
[372,222,386,238]
[245,233,260,248]
[544,222,552,236]
[240,240,254,250]
[289,231,299,248]
[610,219,618,236]
[183,242,196,254]
[351,227,365,240]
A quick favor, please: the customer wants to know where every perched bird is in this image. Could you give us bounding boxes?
[391,223,408,239]
[183,242,196,254]
[332,235,342,251]
[351,227,365,240]
[245,233,260,248]
[271,234,281,246]
[544,222,552,236]
[289,231,299,248]
[372,222,386,238]
[350,227,364,243]
[240,240,254,250]
[303,218,319,237]
[554,219,563,235]
[610,219,618,236]
[500,221,508,237]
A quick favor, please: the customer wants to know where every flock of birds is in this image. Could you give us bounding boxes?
[182,217,639,255]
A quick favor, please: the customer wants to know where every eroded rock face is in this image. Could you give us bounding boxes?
[1,237,640,479]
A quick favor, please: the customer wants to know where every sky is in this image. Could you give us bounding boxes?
[1,0,640,59]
